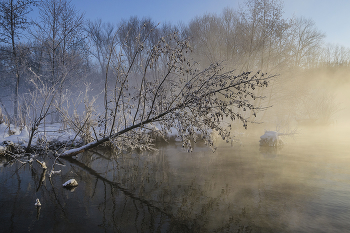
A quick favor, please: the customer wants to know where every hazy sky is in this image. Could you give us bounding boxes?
[69,0,349,48]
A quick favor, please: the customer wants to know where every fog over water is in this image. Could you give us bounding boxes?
[1,0,350,232]
[1,129,350,232]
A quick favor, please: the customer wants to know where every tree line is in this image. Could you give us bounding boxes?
[0,0,348,153]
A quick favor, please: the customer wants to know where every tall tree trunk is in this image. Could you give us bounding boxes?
[10,0,19,119]
[14,69,19,119]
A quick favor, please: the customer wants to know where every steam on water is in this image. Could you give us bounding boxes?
[1,130,350,232]
[1,0,350,232]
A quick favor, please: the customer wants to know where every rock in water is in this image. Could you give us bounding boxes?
[35,198,41,206]
[63,179,78,188]
[259,131,283,147]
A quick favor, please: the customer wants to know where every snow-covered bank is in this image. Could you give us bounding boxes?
[0,121,183,156]
[0,122,79,153]
[0,123,28,146]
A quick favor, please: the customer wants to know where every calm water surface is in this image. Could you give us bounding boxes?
[1,128,350,232]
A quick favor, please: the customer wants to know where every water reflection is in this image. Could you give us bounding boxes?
[259,145,281,158]
[1,133,350,232]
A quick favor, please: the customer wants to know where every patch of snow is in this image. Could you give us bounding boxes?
[167,127,178,137]
[0,123,9,138]
[0,123,31,146]
[18,126,29,138]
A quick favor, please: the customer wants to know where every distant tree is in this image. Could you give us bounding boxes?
[85,19,117,75]
[187,13,224,68]
[85,19,119,135]
[186,0,289,73]
[0,0,36,119]
[117,16,159,72]
[24,68,59,151]
[240,0,289,70]
[288,17,325,67]
[319,44,350,67]
[32,0,85,120]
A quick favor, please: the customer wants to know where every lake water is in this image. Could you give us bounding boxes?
[1,127,350,232]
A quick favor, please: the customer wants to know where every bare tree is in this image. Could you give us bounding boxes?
[288,17,325,67]
[320,44,350,67]
[22,68,59,151]
[239,0,287,70]
[85,19,118,131]
[58,32,273,157]
[32,0,85,120]
[186,0,289,73]
[85,19,117,74]
[117,16,159,73]
[0,0,36,119]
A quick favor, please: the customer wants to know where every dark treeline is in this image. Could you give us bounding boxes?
[0,0,348,127]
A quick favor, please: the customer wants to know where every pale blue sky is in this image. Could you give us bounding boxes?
[42,0,350,47]
[283,0,350,47]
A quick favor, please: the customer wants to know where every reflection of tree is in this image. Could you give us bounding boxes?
[62,146,286,232]
[1,143,317,232]
[62,156,192,232]
[63,156,171,215]
[259,145,281,158]
[10,168,22,232]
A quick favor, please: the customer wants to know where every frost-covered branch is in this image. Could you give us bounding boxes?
[54,31,274,157]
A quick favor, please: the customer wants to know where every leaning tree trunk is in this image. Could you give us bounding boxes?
[60,108,173,157]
